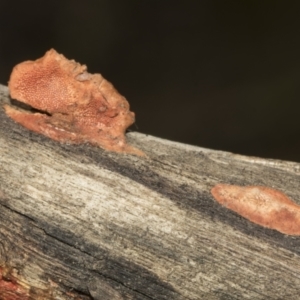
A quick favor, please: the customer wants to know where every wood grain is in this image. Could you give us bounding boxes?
[1,83,300,299]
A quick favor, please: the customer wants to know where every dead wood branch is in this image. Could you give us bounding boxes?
[1,83,300,299]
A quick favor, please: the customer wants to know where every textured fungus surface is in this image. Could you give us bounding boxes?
[5,49,143,155]
[0,267,29,300]
[211,184,300,235]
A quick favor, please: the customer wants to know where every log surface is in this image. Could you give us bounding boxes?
[1,83,300,299]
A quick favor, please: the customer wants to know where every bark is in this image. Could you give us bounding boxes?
[1,83,300,299]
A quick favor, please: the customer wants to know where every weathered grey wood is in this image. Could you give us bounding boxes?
[1,82,300,299]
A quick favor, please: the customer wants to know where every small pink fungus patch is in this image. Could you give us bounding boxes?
[211,184,300,235]
[0,267,29,300]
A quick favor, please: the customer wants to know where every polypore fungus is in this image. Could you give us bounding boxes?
[5,49,143,155]
[211,184,300,235]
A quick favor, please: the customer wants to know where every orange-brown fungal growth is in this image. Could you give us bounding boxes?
[0,267,29,300]
[5,49,143,155]
[211,184,300,235]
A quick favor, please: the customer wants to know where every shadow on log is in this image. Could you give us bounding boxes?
[1,84,300,299]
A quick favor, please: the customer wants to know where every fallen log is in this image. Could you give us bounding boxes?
[1,83,300,299]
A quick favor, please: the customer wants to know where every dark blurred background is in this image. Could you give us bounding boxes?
[1,1,300,162]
